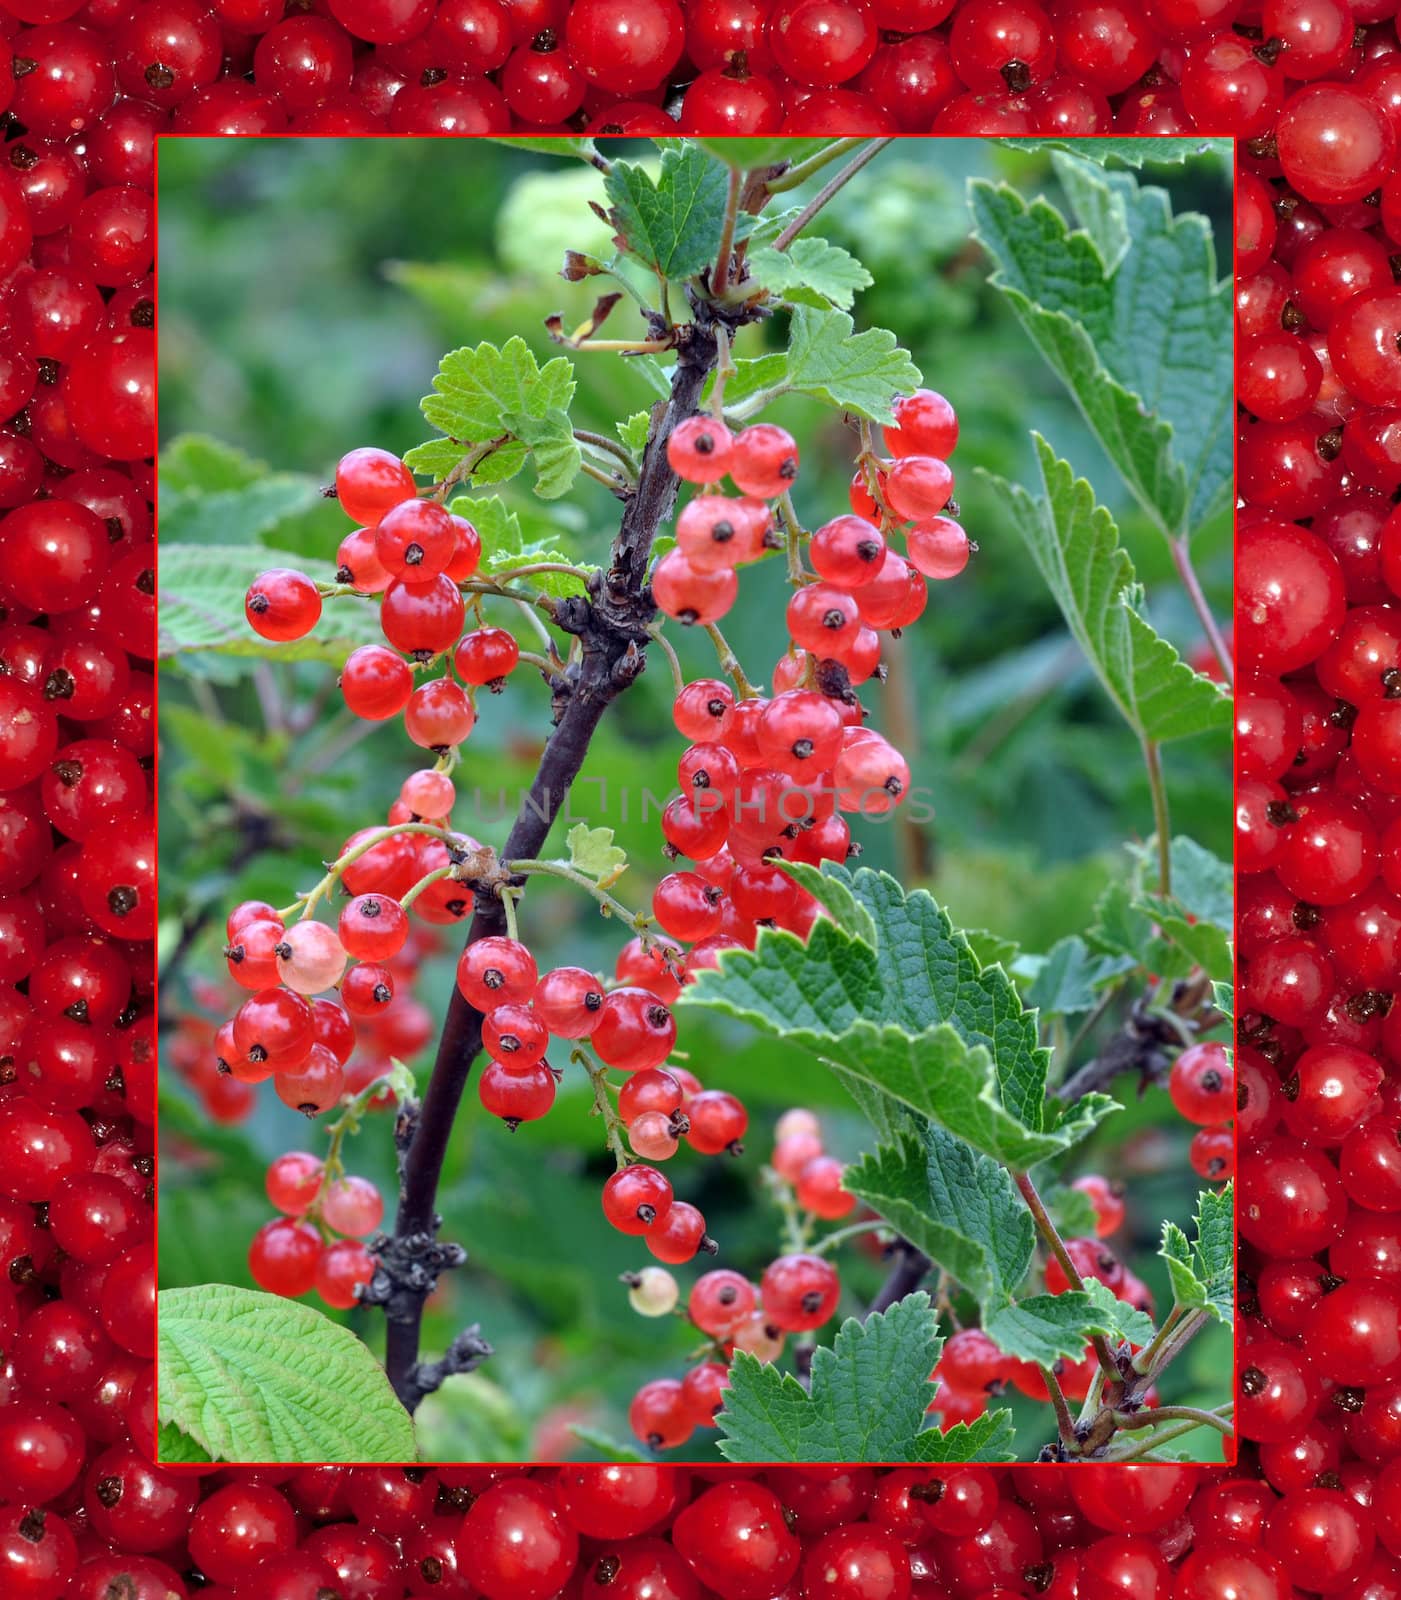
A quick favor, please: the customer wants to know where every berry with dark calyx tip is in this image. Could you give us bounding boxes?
[592,987,677,1073]
[602,1163,673,1235]
[457,936,539,1009]
[534,965,605,1037]
[646,1200,714,1264]
[668,414,734,483]
[334,446,416,524]
[1168,1040,1235,1126]
[628,1377,694,1451]
[810,514,887,589]
[245,568,322,642]
[684,1088,747,1155]
[373,496,456,579]
[760,1251,840,1331]
[455,626,520,688]
[689,1268,756,1337]
[478,1059,556,1128]
[482,1001,548,1062]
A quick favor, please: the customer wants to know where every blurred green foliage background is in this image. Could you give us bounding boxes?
[158,138,1231,1462]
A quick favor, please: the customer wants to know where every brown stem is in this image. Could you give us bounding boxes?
[1012,1170,1119,1381]
[379,318,729,1412]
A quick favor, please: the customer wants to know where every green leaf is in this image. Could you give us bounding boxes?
[1050,150,1130,273]
[158,473,326,551]
[616,411,652,454]
[909,1409,1017,1462]
[564,823,627,883]
[402,437,469,479]
[1042,1181,1099,1242]
[962,928,1020,973]
[716,1293,951,1462]
[604,145,755,282]
[683,866,1118,1166]
[1025,936,1133,1019]
[459,495,589,599]
[158,544,383,664]
[1133,836,1234,978]
[1212,981,1233,1024]
[1160,1185,1234,1326]
[781,305,922,424]
[980,439,1230,745]
[1000,137,1229,169]
[158,1422,213,1463]
[569,1425,652,1463]
[748,239,873,310]
[415,337,579,498]
[694,138,832,172]
[846,1129,1035,1310]
[490,136,600,163]
[969,169,1230,535]
[984,1280,1155,1367]
[160,433,265,493]
[158,1284,417,1463]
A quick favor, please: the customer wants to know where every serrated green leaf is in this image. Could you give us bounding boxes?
[981,440,1230,745]
[970,172,1230,535]
[1159,835,1233,929]
[500,406,581,498]
[846,1128,1034,1310]
[158,1284,417,1463]
[158,1422,214,1463]
[616,412,652,454]
[1088,879,1160,970]
[1160,1185,1234,1325]
[1050,151,1131,274]
[158,544,383,664]
[748,239,873,310]
[781,305,922,424]
[716,1294,945,1462]
[984,1281,1155,1367]
[694,138,832,171]
[564,824,627,882]
[413,338,578,499]
[456,494,590,599]
[402,437,469,479]
[1212,981,1233,1023]
[569,1424,651,1462]
[963,928,1020,973]
[160,433,266,493]
[683,867,1118,1165]
[1135,894,1232,979]
[909,1408,1016,1462]
[604,145,755,282]
[1025,935,1133,1018]
[1001,137,1228,169]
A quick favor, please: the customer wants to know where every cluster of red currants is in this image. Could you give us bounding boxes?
[252,1150,386,1312]
[1234,50,1401,1571]
[208,886,445,1307]
[0,0,1392,142]
[0,1457,1344,1600]
[647,391,962,967]
[0,99,157,1599]
[621,1107,855,1452]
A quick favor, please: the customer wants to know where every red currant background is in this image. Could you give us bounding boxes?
[0,0,1385,134]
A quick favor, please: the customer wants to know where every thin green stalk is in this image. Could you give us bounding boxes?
[399,866,454,912]
[507,858,651,940]
[764,138,870,195]
[1143,739,1172,896]
[573,430,638,479]
[773,141,892,252]
[1112,1404,1235,1438]
[646,622,686,696]
[1102,1404,1234,1462]
[1171,535,1233,688]
[776,491,808,586]
[810,1219,888,1257]
[703,621,760,698]
[575,1046,631,1169]
[1129,1304,1185,1377]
